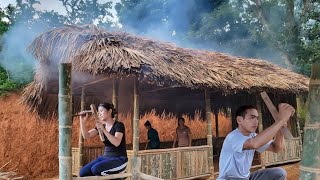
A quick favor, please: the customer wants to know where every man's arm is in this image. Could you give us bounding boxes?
[172,130,177,148]
[266,130,285,153]
[188,128,192,147]
[243,103,293,150]
[145,140,150,150]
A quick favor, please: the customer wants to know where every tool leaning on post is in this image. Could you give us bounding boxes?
[76,104,105,141]
[260,91,294,139]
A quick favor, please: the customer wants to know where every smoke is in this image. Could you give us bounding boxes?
[115,0,286,66]
[0,21,46,84]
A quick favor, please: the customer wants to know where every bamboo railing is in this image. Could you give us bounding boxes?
[127,145,211,179]
[72,138,302,178]
[264,137,301,166]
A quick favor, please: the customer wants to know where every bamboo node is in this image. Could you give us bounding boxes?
[300,166,320,174]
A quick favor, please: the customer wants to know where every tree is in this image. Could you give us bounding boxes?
[60,0,114,27]
[298,1,320,75]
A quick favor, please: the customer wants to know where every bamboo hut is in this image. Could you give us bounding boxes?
[22,24,309,179]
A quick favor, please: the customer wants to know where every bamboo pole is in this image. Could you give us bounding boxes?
[112,78,119,121]
[205,89,214,180]
[214,111,219,137]
[299,63,320,180]
[256,95,266,169]
[132,77,140,179]
[78,87,85,175]
[59,63,72,180]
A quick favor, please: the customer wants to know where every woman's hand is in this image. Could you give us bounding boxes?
[79,111,89,122]
[96,122,104,130]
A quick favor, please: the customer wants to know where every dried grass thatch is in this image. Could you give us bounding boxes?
[21,24,308,117]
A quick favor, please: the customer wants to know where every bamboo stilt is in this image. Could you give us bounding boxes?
[112,78,119,121]
[299,64,320,180]
[59,63,72,180]
[256,95,266,169]
[132,78,140,179]
[205,89,214,180]
[78,87,85,175]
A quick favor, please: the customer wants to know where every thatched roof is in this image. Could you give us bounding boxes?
[21,24,308,117]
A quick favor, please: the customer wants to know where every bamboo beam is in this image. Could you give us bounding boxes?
[78,87,85,175]
[139,172,164,180]
[73,77,110,90]
[256,95,266,169]
[59,63,72,180]
[72,173,132,180]
[112,78,119,121]
[300,63,320,180]
[205,89,214,180]
[132,77,140,179]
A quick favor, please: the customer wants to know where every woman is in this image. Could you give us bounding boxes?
[79,103,127,177]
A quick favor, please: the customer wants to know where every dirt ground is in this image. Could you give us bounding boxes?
[282,162,300,180]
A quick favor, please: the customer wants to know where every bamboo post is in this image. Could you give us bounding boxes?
[205,89,214,179]
[256,95,266,169]
[299,64,320,180]
[295,95,303,155]
[59,63,72,180]
[112,78,119,121]
[132,77,140,179]
[78,87,85,175]
[214,111,219,137]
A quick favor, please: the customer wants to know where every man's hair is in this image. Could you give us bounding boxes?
[235,105,257,118]
[178,117,185,122]
[144,120,151,127]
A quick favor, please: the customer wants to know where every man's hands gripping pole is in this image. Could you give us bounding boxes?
[260,92,295,139]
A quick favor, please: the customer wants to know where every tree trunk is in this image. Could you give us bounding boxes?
[299,63,320,180]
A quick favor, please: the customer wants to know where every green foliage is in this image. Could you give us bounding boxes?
[60,0,114,27]
[0,66,22,96]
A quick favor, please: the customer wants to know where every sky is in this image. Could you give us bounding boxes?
[0,0,120,19]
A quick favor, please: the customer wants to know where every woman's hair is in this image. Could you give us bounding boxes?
[98,103,117,118]
[144,120,151,127]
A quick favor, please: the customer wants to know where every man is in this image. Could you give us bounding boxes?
[172,117,192,147]
[218,103,294,180]
[144,120,160,149]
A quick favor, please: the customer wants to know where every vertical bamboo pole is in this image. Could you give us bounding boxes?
[112,78,119,121]
[132,77,140,179]
[59,63,72,180]
[78,87,85,175]
[256,95,266,169]
[214,111,219,137]
[295,96,303,155]
[205,89,214,179]
[299,64,320,180]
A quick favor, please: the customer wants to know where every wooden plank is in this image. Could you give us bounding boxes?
[178,173,211,180]
[72,173,132,180]
[260,92,294,139]
[139,172,164,180]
